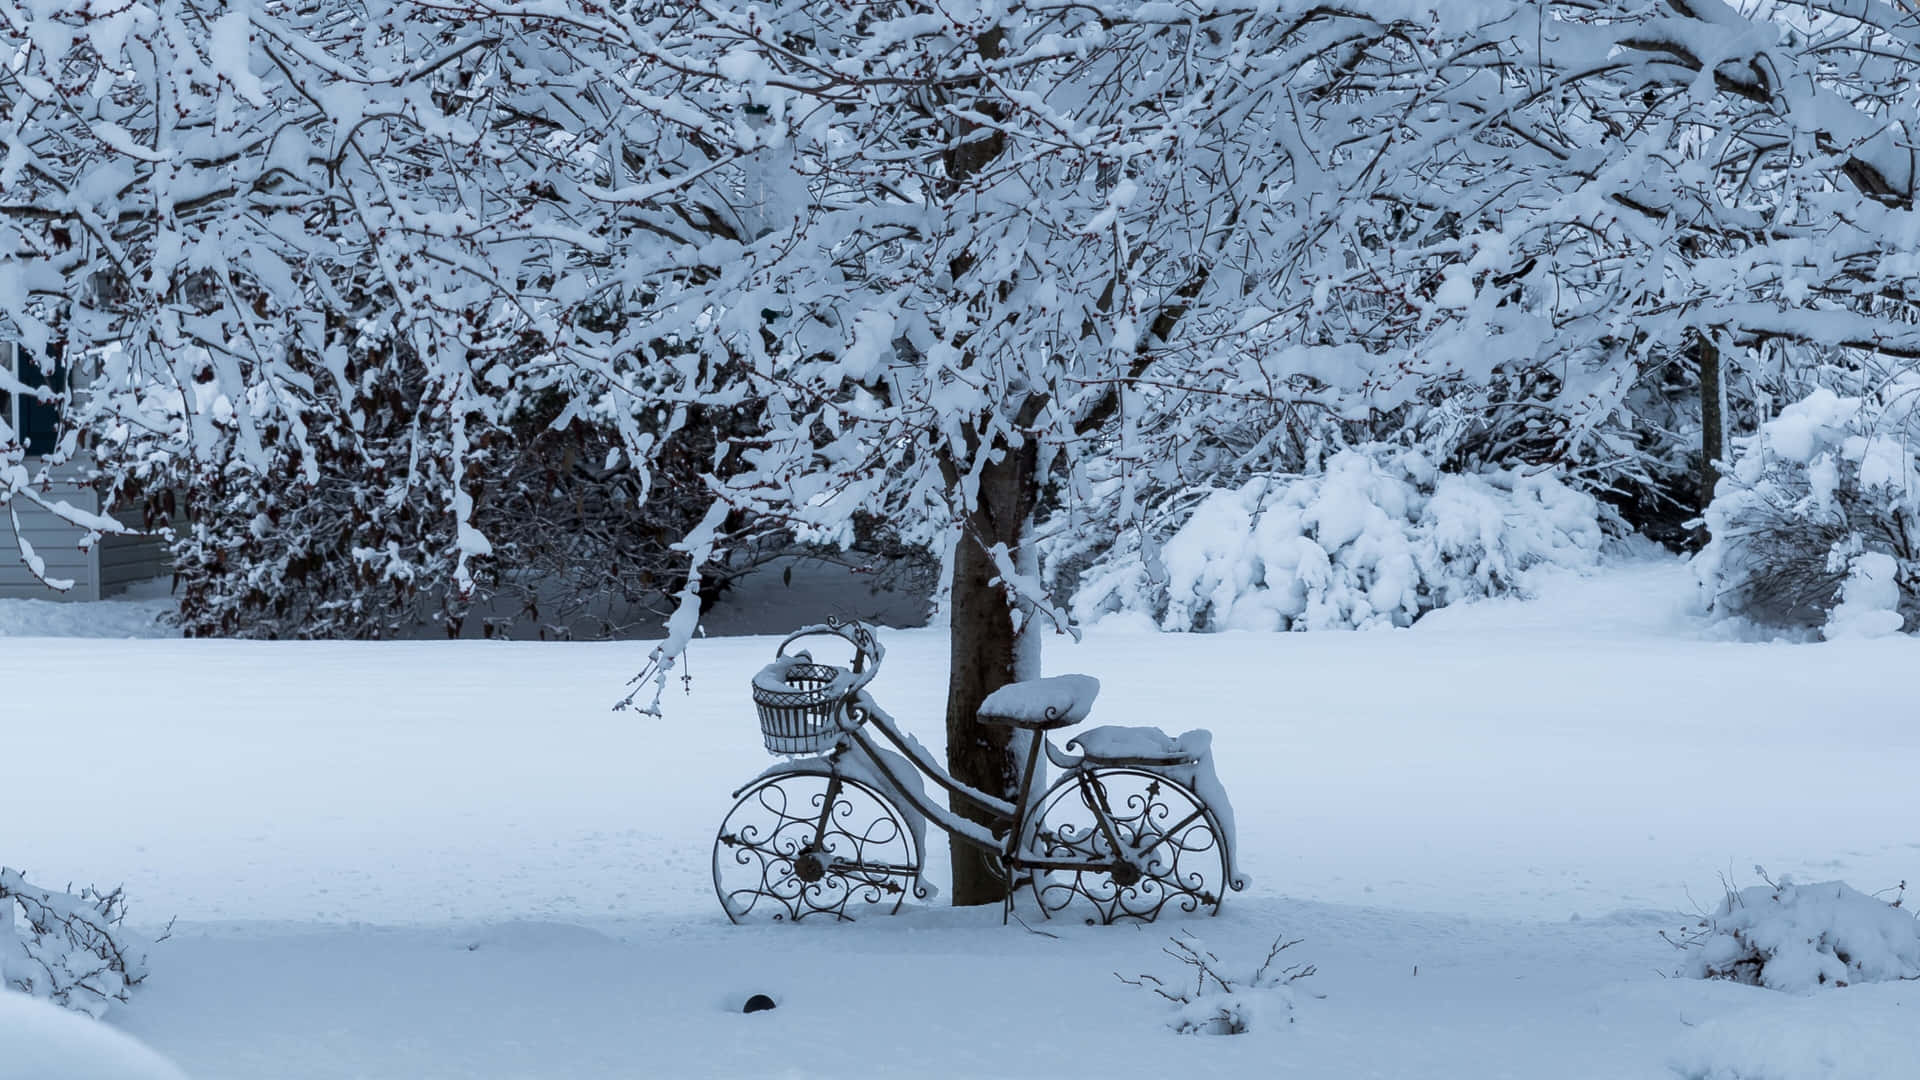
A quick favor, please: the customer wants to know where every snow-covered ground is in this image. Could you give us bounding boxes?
[0,992,187,1080]
[7,559,1918,1078]
[0,578,176,639]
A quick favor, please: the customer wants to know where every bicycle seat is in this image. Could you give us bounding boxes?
[976,674,1100,730]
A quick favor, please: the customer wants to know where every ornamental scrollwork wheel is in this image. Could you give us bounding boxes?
[713,771,923,922]
[1020,767,1231,924]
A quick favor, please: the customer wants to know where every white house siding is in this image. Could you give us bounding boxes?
[4,344,170,601]
[2,464,170,603]
[1,481,103,601]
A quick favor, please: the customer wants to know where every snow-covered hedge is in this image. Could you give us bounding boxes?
[1071,448,1602,631]
[1678,879,1920,992]
[1696,377,1920,637]
[1,870,158,1018]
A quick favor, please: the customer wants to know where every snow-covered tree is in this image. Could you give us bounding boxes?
[1,0,517,597]
[12,0,1920,902]
[588,0,1920,897]
[0,0,762,630]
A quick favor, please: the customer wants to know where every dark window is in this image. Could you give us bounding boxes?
[16,348,64,457]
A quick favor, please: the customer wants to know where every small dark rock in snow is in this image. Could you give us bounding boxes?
[742,994,777,1014]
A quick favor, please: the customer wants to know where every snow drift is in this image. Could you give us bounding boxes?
[0,991,188,1080]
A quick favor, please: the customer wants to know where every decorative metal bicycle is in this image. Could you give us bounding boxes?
[713,620,1248,924]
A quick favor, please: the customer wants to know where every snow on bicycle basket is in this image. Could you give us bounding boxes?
[751,655,858,754]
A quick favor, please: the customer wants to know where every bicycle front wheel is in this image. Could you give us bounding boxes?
[713,770,923,923]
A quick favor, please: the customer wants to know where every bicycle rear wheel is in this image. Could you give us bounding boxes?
[1020,767,1230,924]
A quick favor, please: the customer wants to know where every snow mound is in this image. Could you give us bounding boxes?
[0,991,189,1080]
[1682,880,1920,992]
[1411,559,1706,639]
[1074,448,1601,631]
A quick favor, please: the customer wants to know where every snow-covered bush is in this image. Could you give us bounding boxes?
[104,338,768,640]
[1,870,161,1018]
[1116,933,1316,1035]
[1696,376,1920,637]
[1072,448,1601,631]
[1671,877,1920,992]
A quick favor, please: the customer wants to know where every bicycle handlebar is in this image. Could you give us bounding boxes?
[774,618,885,688]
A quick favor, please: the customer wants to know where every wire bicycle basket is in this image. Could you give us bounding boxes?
[748,620,884,756]
[751,659,854,755]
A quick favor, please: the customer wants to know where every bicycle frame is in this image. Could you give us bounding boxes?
[755,692,1200,886]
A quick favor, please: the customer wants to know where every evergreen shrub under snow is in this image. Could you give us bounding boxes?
[1071,448,1602,632]
[1674,878,1920,992]
[1695,375,1920,637]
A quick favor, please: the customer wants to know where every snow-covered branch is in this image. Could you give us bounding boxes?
[0,869,167,1019]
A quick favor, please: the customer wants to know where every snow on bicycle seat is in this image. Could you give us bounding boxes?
[977,674,1100,730]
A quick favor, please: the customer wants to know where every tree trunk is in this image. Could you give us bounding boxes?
[930,21,1037,907]
[943,444,1037,905]
[944,515,1021,905]
[1696,331,1724,547]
